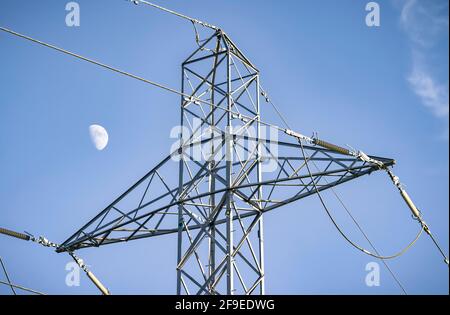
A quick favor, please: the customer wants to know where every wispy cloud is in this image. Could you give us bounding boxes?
[400,0,449,47]
[396,0,449,138]
[408,53,449,119]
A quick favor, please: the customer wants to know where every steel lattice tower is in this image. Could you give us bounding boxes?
[1,1,448,296]
[56,30,394,295]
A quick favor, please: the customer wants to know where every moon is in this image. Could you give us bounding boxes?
[89,124,109,151]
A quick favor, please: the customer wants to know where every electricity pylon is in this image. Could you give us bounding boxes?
[56,30,394,295]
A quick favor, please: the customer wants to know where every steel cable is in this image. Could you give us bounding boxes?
[259,87,422,293]
[0,257,16,295]
[316,175,409,294]
[297,139,424,260]
[0,280,46,295]
[0,26,213,107]
[133,0,219,30]
[261,86,424,260]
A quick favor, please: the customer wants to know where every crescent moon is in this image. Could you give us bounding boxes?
[89,124,109,151]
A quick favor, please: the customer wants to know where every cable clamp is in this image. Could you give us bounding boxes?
[23,231,59,248]
[420,220,431,235]
[69,252,88,272]
[357,151,385,169]
[184,96,201,106]
[346,145,358,157]
[260,91,270,103]
[285,129,313,143]
[231,113,249,123]
[37,236,59,248]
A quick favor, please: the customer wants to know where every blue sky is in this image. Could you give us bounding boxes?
[0,0,448,295]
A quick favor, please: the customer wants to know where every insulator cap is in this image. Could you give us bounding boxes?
[313,139,351,156]
[0,227,31,241]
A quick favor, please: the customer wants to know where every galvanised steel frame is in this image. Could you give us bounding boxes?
[56,30,394,295]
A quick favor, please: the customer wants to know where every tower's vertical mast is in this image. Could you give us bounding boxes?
[176,30,265,295]
[207,34,222,293]
[225,39,235,295]
[176,62,186,296]
[256,75,265,295]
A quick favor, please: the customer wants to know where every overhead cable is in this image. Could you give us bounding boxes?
[0,257,16,295]
[0,26,211,107]
[385,169,449,266]
[0,26,295,137]
[298,133,424,260]
[0,280,46,295]
[0,226,111,295]
[259,88,421,294]
[310,162,409,294]
[262,88,449,267]
[129,0,219,30]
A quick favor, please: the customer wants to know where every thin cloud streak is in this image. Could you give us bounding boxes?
[408,55,449,119]
[398,0,449,136]
[400,0,449,47]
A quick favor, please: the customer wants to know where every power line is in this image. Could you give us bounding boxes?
[130,0,218,50]
[261,88,423,259]
[265,85,449,268]
[1,1,445,294]
[0,26,213,107]
[297,138,423,260]
[0,226,111,295]
[0,26,296,138]
[0,257,16,295]
[261,88,414,294]
[259,86,293,131]
[385,169,450,267]
[0,280,46,295]
[131,0,219,30]
[310,165,409,294]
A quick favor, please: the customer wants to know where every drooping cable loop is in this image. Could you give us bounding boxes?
[128,0,218,51]
[385,168,449,266]
[191,21,214,52]
[298,138,425,260]
[261,87,449,267]
[311,166,409,294]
